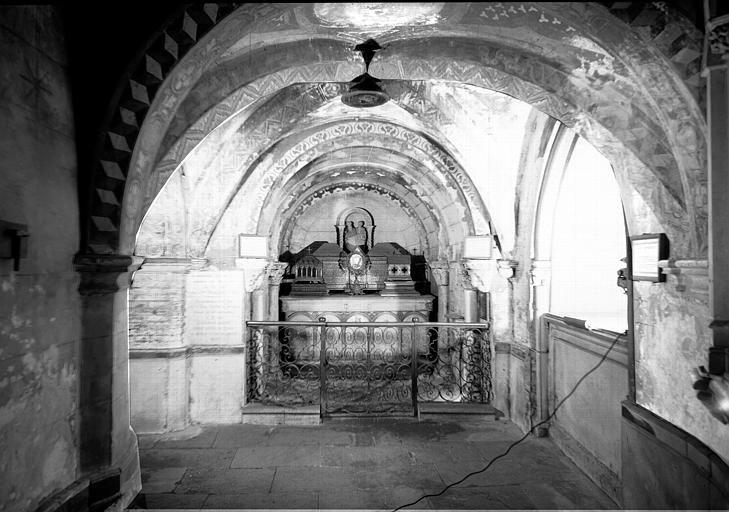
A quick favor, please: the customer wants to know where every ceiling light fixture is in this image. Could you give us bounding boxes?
[342,39,389,108]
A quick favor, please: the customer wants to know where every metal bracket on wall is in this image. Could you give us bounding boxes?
[0,220,29,271]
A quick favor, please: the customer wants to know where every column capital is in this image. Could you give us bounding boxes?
[497,259,518,280]
[74,253,144,294]
[707,15,729,63]
[530,259,552,287]
[266,261,288,285]
[461,259,497,292]
[235,257,268,292]
[428,260,450,287]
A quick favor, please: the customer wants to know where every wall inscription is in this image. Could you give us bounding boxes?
[185,271,245,346]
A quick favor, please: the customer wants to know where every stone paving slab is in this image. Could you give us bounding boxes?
[202,492,319,509]
[320,445,410,467]
[141,467,187,494]
[175,468,276,495]
[270,467,363,493]
[213,425,272,448]
[142,448,238,470]
[231,446,324,468]
[147,426,219,450]
[134,416,618,510]
[142,493,209,509]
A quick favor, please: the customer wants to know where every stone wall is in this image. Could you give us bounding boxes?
[633,262,728,462]
[129,260,248,433]
[542,317,629,504]
[0,6,81,511]
[281,188,425,255]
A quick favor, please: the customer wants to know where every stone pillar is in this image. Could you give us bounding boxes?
[460,263,479,323]
[74,253,144,507]
[128,258,191,434]
[237,257,269,318]
[495,259,519,341]
[530,259,552,425]
[236,258,269,403]
[459,262,492,401]
[428,260,450,323]
[704,12,729,374]
[266,262,288,321]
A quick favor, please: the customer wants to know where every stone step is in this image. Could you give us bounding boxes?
[418,401,504,418]
[241,403,321,425]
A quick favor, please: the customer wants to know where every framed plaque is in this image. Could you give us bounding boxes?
[630,233,668,282]
[238,235,268,258]
[463,235,493,259]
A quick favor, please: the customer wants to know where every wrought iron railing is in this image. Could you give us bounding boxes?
[246,320,491,416]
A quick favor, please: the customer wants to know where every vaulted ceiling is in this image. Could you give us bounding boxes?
[76,3,706,259]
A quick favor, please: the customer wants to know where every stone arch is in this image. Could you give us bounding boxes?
[165,118,486,258]
[85,3,706,259]
[128,69,700,259]
[271,181,438,260]
[255,154,452,247]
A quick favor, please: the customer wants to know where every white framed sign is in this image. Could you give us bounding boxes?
[630,233,668,282]
[463,235,493,259]
[238,235,268,258]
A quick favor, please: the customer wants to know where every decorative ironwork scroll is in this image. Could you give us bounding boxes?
[246,320,491,416]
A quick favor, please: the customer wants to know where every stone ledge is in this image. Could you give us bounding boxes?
[622,400,729,508]
[241,404,321,425]
[34,468,121,512]
[129,344,245,359]
[418,402,501,416]
[658,258,708,295]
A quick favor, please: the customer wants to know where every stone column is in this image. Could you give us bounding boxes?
[236,258,269,403]
[705,12,729,374]
[428,260,450,323]
[237,258,269,320]
[495,259,519,341]
[74,253,144,506]
[128,258,192,434]
[530,259,552,425]
[460,262,491,401]
[266,262,288,321]
[460,263,479,323]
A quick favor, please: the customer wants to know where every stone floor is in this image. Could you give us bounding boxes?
[131,415,618,510]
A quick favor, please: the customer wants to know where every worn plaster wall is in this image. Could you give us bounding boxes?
[633,273,728,462]
[0,6,81,511]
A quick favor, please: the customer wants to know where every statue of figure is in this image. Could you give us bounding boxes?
[355,221,368,249]
[344,220,366,252]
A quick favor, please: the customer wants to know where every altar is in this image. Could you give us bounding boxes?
[252,206,447,413]
[281,288,435,362]
[280,213,435,361]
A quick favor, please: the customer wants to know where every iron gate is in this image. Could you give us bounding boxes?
[246,320,491,416]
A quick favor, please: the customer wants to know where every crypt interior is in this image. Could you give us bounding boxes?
[2,1,729,510]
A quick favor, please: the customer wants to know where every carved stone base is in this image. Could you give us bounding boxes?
[380,280,419,296]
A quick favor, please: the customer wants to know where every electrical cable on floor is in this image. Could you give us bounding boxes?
[392,331,626,512]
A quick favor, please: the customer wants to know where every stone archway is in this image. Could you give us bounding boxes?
[79,4,714,505]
